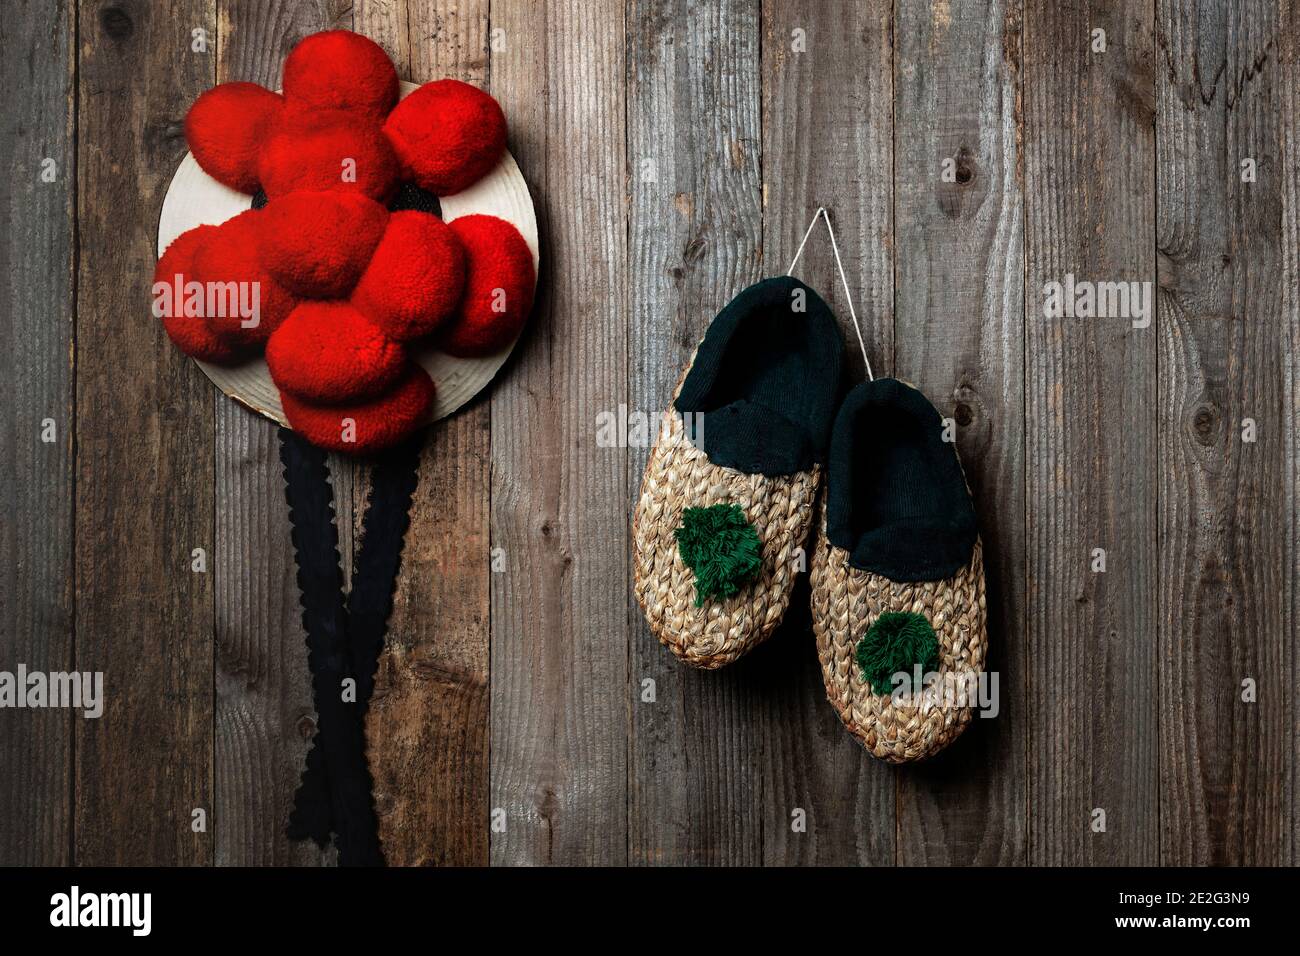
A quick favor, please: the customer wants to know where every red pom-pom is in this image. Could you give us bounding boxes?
[258,192,389,299]
[282,31,398,119]
[266,301,405,403]
[154,225,246,364]
[189,210,298,347]
[383,80,506,195]
[280,364,435,454]
[350,212,465,341]
[258,109,399,201]
[184,83,284,194]
[438,215,534,356]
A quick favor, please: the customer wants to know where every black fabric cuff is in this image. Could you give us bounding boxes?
[826,378,978,582]
[674,276,844,477]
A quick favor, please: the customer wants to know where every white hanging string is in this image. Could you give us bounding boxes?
[786,206,873,381]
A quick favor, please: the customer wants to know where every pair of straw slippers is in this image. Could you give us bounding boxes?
[633,212,987,764]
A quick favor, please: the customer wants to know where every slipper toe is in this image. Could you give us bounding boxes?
[811,525,987,762]
[633,276,844,668]
[811,378,989,762]
[634,402,820,669]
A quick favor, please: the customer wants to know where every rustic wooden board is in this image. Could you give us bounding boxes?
[353,0,493,870]
[1283,0,1300,870]
[758,0,896,866]
[626,0,766,867]
[893,0,1028,866]
[487,0,630,865]
[74,0,216,865]
[0,0,76,866]
[1023,0,1159,865]
[211,0,345,868]
[1155,0,1289,865]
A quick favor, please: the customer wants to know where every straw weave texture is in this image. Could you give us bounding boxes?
[634,396,818,669]
[810,520,987,762]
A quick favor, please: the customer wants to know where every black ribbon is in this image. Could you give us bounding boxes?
[278,428,421,866]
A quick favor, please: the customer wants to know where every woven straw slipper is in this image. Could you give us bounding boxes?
[810,378,987,762]
[634,276,844,668]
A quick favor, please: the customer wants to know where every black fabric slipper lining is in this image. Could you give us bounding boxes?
[826,378,978,582]
[674,276,844,477]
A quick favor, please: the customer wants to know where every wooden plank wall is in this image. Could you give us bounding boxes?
[627,0,766,866]
[0,0,76,866]
[2,0,1298,867]
[73,0,217,866]
[1156,0,1289,865]
[893,0,1026,865]
[1283,0,1300,870]
[758,0,897,866]
[1024,0,1159,866]
[489,0,630,866]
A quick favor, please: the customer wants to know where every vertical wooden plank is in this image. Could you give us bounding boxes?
[759,0,895,866]
[1156,0,1288,865]
[212,0,349,867]
[1023,0,1157,865]
[354,0,492,869]
[75,0,215,864]
[892,0,1027,865]
[489,0,630,865]
[625,0,765,867]
[358,0,488,81]
[0,0,76,866]
[890,0,1026,865]
[1283,0,1300,869]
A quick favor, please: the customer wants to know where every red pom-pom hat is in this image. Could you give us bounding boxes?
[164,29,535,454]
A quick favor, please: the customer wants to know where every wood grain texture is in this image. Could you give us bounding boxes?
[892,0,1027,866]
[355,0,492,869]
[758,0,895,866]
[626,0,765,867]
[211,0,347,867]
[0,0,76,866]
[1283,0,1300,870]
[488,0,630,865]
[1155,0,1288,865]
[1023,0,1158,865]
[74,0,216,865]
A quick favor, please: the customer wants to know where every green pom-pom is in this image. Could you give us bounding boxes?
[674,503,762,607]
[855,611,940,695]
